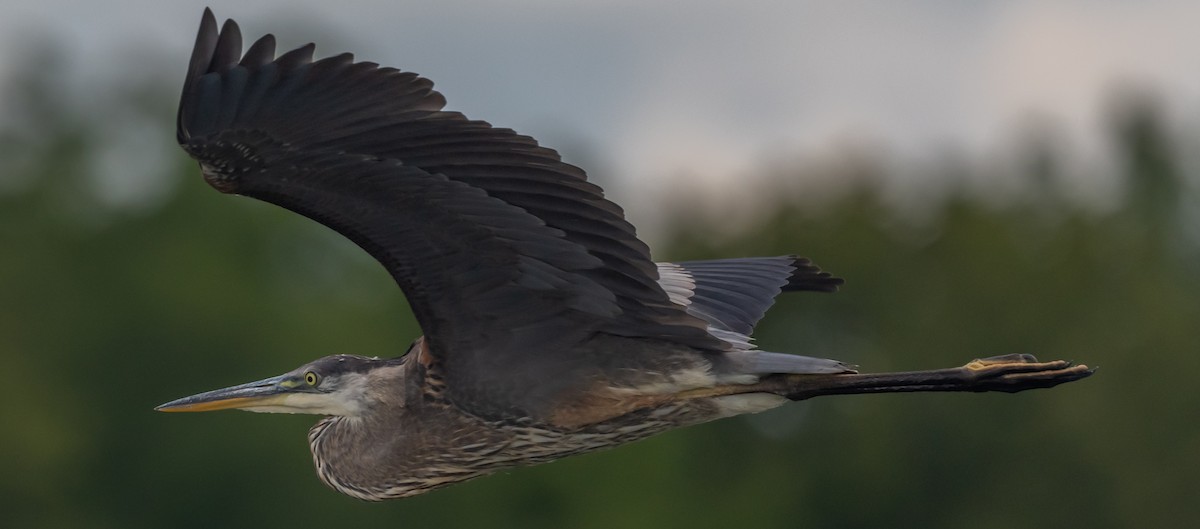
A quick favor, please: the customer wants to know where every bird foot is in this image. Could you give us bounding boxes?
[961,353,1094,392]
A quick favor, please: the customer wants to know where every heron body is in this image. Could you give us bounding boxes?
[159,9,1092,501]
[304,345,736,500]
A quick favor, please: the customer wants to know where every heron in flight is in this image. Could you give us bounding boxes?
[158,9,1092,500]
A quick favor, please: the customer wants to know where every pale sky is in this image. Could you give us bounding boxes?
[3,0,1199,229]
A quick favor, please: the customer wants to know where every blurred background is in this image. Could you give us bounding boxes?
[2,1,1197,528]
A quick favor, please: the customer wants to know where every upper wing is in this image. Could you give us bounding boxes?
[178,9,727,419]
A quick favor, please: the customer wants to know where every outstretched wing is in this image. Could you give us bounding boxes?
[178,9,726,419]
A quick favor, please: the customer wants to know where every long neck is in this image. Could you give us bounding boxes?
[308,414,424,500]
[306,360,501,500]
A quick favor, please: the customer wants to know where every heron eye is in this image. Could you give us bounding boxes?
[304,372,319,386]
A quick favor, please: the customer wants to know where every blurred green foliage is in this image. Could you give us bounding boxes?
[1,56,1196,529]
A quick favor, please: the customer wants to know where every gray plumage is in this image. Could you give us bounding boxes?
[158,8,1093,502]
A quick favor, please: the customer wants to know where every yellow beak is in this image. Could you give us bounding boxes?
[156,374,290,412]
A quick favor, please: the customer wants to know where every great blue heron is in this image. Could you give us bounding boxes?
[158,9,1092,501]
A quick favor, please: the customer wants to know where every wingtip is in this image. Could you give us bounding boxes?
[784,255,846,293]
[240,33,278,67]
[220,18,241,37]
[187,8,221,77]
[211,17,244,73]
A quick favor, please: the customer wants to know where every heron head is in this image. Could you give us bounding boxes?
[156,354,390,416]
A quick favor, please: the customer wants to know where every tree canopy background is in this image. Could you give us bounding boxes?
[1,39,1196,529]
